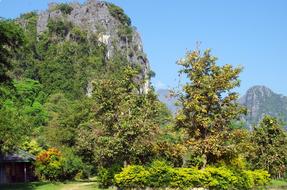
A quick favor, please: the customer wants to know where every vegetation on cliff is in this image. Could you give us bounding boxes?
[0,1,286,189]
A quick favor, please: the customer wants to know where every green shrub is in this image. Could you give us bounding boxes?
[252,170,271,186]
[57,3,73,15]
[21,139,44,156]
[70,27,87,43]
[148,160,175,188]
[35,148,88,181]
[107,3,131,26]
[114,161,270,190]
[170,168,208,189]
[118,25,133,41]
[47,20,72,38]
[98,164,122,188]
[61,148,89,180]
[114,165,149,189]
[240,170,270,189]
[204,166,238,190]
[35,148,63,181]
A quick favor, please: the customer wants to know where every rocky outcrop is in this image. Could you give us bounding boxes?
[239,86,287,128]
[158,85,287,128]
[36,0,150,93]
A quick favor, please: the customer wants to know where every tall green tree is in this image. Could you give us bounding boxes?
[250,115,287,179]
[0,79,46,153]
[0,19,24,83]
[44,93,92,148]
[0,20,29,153]
[0,104,29,153]
[176,49,246,167]
[76,66,165,167]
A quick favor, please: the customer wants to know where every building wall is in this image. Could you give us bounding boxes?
[0,164,7,184]
[0,163,35,184]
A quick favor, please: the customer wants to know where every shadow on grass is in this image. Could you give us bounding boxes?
[0,182,53,190]
[0,181,108,190]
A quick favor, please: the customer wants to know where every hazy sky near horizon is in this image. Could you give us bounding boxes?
[0,0,286,95]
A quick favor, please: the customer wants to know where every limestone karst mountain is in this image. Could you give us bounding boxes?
[14,0,151,97]
[36,0,149,79]
[158,86,287,128]
[239,85,287,128]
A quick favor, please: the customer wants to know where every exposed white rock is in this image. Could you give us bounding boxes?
[86,81,94,97]
[98,34,110,45]
[34,0,151,95]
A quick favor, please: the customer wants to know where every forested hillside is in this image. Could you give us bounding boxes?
[0,0,173,179]
[1,1,287,189]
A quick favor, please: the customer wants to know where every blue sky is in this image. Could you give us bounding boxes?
[0,0,287,95]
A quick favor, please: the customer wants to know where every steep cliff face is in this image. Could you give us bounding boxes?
[21,0,150,94]
[239,86,287,128]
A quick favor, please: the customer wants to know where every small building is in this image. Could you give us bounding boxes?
[0,150,36,184]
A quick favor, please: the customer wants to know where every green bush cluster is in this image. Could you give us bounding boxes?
[98,164,122,188]
[47,20,73,38]
[57,3,73,15]
[114,161,270,190]
[107,3,131,26]
[118,25,133,38]
[35,148,89,181]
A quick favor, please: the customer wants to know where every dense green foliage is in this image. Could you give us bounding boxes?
[87,67,166,166]
[35,148,64,181]
[35,148,86,181]
[107,3,131,26]
[115,160,270,190]
[13,15,106,99]
[0,7,173,182]
[250,116,287,178]
[97,164,122,188]
[176,49,247,167]
[0,19,25,82]
[56,3,73,15]
[1,2,287,188]
[0,21,27,152]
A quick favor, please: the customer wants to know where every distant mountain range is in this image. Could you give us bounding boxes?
[157,89,178,114]
[157,86,287,128]
[239,86,287,127]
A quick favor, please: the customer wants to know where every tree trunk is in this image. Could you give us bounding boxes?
[202,154,207,169]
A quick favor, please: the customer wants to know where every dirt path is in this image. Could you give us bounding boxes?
[60,182,98,190]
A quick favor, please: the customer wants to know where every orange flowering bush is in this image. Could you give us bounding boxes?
[35,148,63,181]
[35,148,87,181]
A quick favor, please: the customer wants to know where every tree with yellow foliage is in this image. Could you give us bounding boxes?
[176,49,246,167]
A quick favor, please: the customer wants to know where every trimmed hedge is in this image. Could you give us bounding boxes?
[113,165,149,189]
[114,161,270,190]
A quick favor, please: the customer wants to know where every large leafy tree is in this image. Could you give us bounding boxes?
[76,66,166,167]
[43,93,92,148]
[0,19,24,83]
[176,49,246,167]
[0,79,47,153]
[0,20,30,153]
[250,116,287,178]
[0,104,29,153]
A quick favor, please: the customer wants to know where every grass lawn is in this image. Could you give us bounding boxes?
[0,181,114,190]
[266,180,287,190]
[2,180,287,190]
